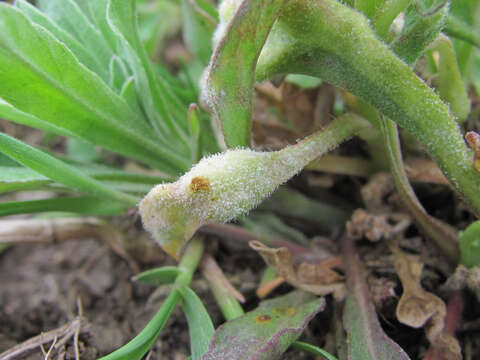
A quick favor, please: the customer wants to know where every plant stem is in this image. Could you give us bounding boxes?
[305,154,376,177]
[99,236,204,360]
[380,117,459,264]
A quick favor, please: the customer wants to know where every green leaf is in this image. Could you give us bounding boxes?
[285,74,322,89]
[343,238,411,360]
[445,14,480,48]
[38,0,113,70]
[354,0,385,19]
[0,197,126,217]
[131,266,180,286]
[0,97,74,138]
[460,221,480,268]
[14,0,109,81]
[0,162,169,194]
[0,165,50,193]
[0,133,138,205]
[292,341,338,360]
[100,238,205,360]
[66,138,100,163]
[107,0,190,147]
[180,287,215,360]
[202,0,287,147]
[109,55,129,91]
[199,291,325,359]
[0,159,171,195]
[182,0,216,65]
[429,35,471,122]
[0,4,187,173]
[391,0,448,65]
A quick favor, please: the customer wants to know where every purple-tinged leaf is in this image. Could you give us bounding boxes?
[200,291,325,360]
[342,238,411,360]
[201,0,287,147]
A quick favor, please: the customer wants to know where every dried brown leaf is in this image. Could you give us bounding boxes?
[347,209,410,242]
[390,243,461,360]
[249,240,346,299]
[443,265,480,302]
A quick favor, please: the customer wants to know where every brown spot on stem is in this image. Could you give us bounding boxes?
[190,176,210,192]
[254,314,272,323]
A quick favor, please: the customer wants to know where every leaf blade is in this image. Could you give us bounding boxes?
[180,287,215,360]
[200,291,325,359]
[0,133,138,205]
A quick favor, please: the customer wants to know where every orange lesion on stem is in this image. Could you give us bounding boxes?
[189,176,211,192]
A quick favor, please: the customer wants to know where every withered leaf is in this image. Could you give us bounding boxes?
[390,243,461,360]
[249,240,346,300]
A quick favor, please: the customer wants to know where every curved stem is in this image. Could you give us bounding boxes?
[380,116,459,264]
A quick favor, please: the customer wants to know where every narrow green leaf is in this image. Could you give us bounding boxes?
[354,0,385,19]
[107,0,190,147]
[182,0,216,65]
[0,163,170,194]
[82,0,121,53]
[293,341,338,360]
[202,0,287,147]
[199,291,325,359]
[180,287,215,360]
[132,266,180,286]
[0,97,74,138]
[343,238,411,360]
[0,197,126,217]
[100,238,205,360]
[66,138,100,163]
[0,4,187,173]
[429,35,471,122]
[0,133,138,205]
[109,55,129,91]
[445,14,480,48]
[460,221,480,268]
[391,0,448,65]
[285,74,322,89]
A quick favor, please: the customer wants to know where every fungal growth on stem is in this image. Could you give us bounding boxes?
[140,114,369,258]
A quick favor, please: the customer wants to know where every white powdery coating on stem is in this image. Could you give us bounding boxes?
[140,115,366,255]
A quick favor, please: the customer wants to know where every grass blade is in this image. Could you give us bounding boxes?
[292,341,338,360]
[180,287,215,360]
[0,197,126,217]
[100,237,205,360]
[0,133,138,205]
[132,266,180,286]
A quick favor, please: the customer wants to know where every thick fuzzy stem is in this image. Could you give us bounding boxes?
[140,113,368,257]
